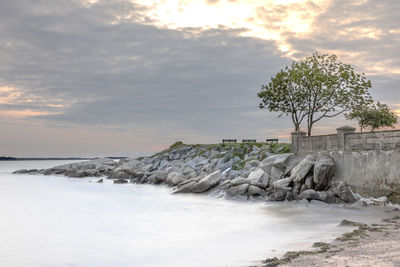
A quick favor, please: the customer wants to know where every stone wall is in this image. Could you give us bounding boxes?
[292,127,400,154]
[291,127,400,200]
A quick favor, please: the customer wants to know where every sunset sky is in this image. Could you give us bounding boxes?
[0,0,399,157]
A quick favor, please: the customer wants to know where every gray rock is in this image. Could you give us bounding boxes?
[147,170,167,184]
[291,155,317,183]
[270,166,284,181]
[313,155,335,191]
[273,153,294,170]
[248,185,267,196]
[247,168,266,182]
[13,169,39,174]
[231,177,251,186]
[273,177,293,189]
[244,160,260,169]
[226,184,249,197]
[299,189,318,200]
[113,179,128,184]
[165,171,187,186]
[305,175,314,189]
[96,178,103,183]
[174,180,197,193]
[191,170,222,193]
[186,156,208,171]
[337,182,357,203]
[228,170,241,180]
[251,173,270,189]
[270,190,287,201]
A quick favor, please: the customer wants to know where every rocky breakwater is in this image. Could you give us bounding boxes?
[13,142,357,204]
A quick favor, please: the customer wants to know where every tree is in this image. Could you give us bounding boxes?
[346,102,398,132]
[258,52,373,136]
[257,61,308,131]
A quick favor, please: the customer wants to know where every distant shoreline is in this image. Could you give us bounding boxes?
[0,156,127,161]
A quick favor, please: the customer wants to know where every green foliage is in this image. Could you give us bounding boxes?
[346,102,398,132]
[258,52,372,135]
[169,141,184,149]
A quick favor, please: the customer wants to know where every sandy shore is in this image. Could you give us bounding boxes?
[255,210,400,267]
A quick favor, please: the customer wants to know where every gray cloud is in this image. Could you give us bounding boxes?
[1,0,399,157]
[0,0,292,156]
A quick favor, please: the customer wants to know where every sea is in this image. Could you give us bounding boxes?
[0,160,389,267]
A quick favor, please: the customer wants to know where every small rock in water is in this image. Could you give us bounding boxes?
[96,179,103,183]
[113,179,128,184]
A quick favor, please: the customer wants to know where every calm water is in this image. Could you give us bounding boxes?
[0,160,388,267]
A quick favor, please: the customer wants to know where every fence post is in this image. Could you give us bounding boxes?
[291,130,306,154]
[336,126,356,151]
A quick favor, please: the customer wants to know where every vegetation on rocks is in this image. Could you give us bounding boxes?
[14,142,358,205]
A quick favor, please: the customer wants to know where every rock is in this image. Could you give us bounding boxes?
[191,170,222,193]
[251,173,270,189]
[96,178,103,183]
[270,190,287,201]
[270,166,284,183]
[305,175,314,189]
[259,155,280,173]
[285,191,297,201]
[313,155,335,191]
[299,189,318,201]
[244,160,260,169]
[231,177,251,186]
[12,169,38,174]
[337,182,357,203]
[186,156,208,171]
[113,179,128,184]
[165,171,187,186]
[273,177,293,189]
[147,170,167,184]
[291,155,317,183]
[316,191,341,204]
[248,185,267,197]
[226,184,249,197]
[273,153,294,170]
[174,180,197,193]
[247,168,266,182]
[228,170,241,180]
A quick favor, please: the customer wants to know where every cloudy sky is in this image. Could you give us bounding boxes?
[0,0,399,157]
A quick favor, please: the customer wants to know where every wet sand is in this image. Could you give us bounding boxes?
[256,211,400,267]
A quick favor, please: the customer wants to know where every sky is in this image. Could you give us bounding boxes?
[0,0,399,157]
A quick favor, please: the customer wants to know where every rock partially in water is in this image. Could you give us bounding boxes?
[191,170,222,193]
[226,184,249,197]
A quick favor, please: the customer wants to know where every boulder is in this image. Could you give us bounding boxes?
[165,171,187,186]
[269,190,287,201]
[251,173,270,189]
[313,155,335,191]
[305,175,314,189]
[174,180,198,193]
[247,168,266,182]
[270,166,284,182]
[226,184,249,197]
[231,177,251,186]
[191,170,222,193]
[96,178,103,183]
[291,155,317,183]
[273,177,293,189]
[273,153,294,170]
[316,191,342,204]
[248,185,267,197]
[113,179,128,184]
[299,189,318,201]
[13,169,39,174]
[147,170,167,184]
[186,156,208,171]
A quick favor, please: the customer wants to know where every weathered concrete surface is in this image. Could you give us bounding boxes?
[325,150,400,201]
